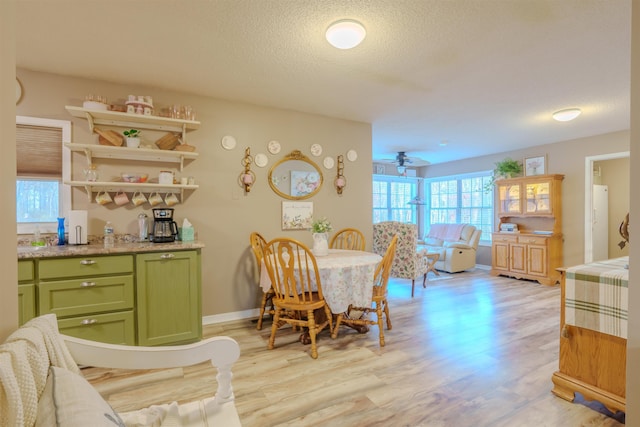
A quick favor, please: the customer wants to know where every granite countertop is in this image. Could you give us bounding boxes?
[18,240,205,259]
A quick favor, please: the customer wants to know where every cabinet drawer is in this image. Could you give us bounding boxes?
[18,260,34,282]
[493,233,519,243]
[57,310,135,345]
[518,235,548,245]
[38,275,134,318]
[39,255,133,280]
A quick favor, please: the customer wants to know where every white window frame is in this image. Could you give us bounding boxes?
[372,174,420,225]
[425,170,494,245]
[16,116,71,235]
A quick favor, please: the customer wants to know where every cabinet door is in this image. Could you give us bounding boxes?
[510,243,527,274]
[136,250,202,346]
[525,181,552,214]
[497,183,521,214]
[492,241,510,271]
[527,244,548,277]
[18,284,35,326]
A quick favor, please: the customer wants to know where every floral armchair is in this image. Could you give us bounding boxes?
[373,221,429,297]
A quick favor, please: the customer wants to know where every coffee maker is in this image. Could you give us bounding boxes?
[150,208,178,243]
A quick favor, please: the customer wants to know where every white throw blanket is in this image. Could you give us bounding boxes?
[0,314,80,427]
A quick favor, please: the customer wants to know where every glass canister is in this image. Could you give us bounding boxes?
[83,165,98,182]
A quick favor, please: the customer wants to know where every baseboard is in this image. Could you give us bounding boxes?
[202,308,258,326]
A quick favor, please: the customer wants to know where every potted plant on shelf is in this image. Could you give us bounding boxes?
[485,157,523,192]
[123,129,141,148]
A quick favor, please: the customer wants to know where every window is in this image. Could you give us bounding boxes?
[426,172,493,242]
[372,175,418,224]
[16,116,71,234]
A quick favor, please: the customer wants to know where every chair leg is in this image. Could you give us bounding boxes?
[375,301,385,347]
[383,299,392,330]
[411,279,416,297]
[423,273,427,288]
[268,308,281,350]
[307,309,319,359]
[256,292,268,330]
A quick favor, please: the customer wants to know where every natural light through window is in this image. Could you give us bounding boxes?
[427,172,493,243]
[16,179,60,223]
[372,175,418,224]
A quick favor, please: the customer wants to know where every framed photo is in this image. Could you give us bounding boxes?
[290,170,321,197]
[524,155,546,176]
[282,201,313,230]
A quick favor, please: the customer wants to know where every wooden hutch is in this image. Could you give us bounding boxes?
[490,174,564,286]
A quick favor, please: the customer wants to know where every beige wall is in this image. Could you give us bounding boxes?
[0,0,18,341]
[626,2,640,422]
[422,131,630,269]
[15,69,373,319]
[594,157,630,257]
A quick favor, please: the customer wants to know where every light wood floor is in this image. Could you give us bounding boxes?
[84,269,624,426]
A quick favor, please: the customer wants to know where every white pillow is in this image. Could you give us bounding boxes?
[36,366,124,427]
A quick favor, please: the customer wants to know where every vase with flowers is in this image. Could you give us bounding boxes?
[311,217,332,256]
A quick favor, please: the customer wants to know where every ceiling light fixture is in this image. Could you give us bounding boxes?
[552,108,582,122]
[397,165,407,175]
[326,19,366,49]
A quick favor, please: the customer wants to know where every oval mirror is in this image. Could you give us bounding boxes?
[268,150,323,200]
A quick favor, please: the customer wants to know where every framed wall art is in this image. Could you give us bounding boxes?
[524,154,547,176]
[282,201,313,230]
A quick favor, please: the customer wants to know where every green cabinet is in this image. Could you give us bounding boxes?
[136,250,202,346]
[37,255,136,345]
[18,260,35,325]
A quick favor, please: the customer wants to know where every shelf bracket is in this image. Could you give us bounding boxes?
[181,123,187,145]
[84,112,96,133]
[179,155,185,172]
[83,185,93,201]
[82,148,94,166]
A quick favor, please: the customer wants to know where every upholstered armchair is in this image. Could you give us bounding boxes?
[373,221,429,297]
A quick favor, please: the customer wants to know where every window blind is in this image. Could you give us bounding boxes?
[16,124,62,176]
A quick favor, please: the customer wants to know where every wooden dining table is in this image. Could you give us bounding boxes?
[259,249,382,338]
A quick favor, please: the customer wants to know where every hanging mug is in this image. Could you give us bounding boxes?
[131,191,147,207]
[165,193,179,207]
[114,191,129,206]
[95,191,112,205]
[148,192,163,207]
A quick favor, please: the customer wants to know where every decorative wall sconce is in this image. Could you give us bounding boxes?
[335,155,347,194]
[239,147,256,194]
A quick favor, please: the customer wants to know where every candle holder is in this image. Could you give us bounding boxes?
[238,147,256,193]
[335,155,347,194]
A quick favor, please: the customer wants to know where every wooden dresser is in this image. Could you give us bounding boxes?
[551,257,628,413]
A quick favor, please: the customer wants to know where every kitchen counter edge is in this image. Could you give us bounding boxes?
[17,241,205,259]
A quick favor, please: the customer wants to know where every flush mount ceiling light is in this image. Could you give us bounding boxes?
[326,19,366,49]
[552,108,582,122]
[396,165,407,175]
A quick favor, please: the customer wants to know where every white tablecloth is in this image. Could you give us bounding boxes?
[260,249,382,313]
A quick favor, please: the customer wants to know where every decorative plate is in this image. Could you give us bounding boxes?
[268,140,281,155]
[346,149,358,162]
[323,156,335,170]
[310,143,323,157]
[254,153,268,168]
[221,135,237,150]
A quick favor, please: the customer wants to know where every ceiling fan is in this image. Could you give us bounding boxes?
[379,151,430,174]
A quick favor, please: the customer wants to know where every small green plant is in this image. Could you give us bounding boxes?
[123,129,141,138]
[484,157,523,192]
[311,217,332,233]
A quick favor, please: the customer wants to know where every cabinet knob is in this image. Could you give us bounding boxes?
[80,259,96,265]
[81,319,97,325]
[80,281,96,287]
[160,253,175,259]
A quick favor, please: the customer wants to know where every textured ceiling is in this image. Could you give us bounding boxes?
[15,0,631,165]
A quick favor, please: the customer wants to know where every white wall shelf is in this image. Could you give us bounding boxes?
[64,181,199,202]
[64,143,198,171]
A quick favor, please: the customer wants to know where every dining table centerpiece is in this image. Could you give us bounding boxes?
[311,217,332,256]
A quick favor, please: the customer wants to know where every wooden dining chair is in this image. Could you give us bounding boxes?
[262,237,333,359]
[250,232,273,330]
[329,227,366,251]
[331,234,398,347]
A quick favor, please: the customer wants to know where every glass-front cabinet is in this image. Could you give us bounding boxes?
[492,174,564,286]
